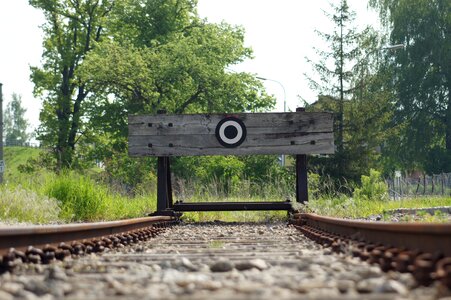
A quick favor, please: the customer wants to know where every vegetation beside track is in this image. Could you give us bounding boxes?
[1,147,450,224]
[1,147,157,223]
[307,196,451,220]
[0,174,157,224]
[306,169,451,221]
[1,147,288,224]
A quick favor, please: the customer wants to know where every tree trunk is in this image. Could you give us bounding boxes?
[446,82,451,151]
[56,66,74,169]
[68,87,86,150]
[337,9,345,177]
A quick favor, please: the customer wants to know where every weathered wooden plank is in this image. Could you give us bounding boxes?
[129,142,333,156]
[128,112,334,156]
[128,133,334,156]
[129,132,332,148]
[128,112,333,136]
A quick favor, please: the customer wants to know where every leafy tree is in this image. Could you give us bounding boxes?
[75,0,274,186]
[4,93,30,146]
[370,0,451,173]
[30,0,114,169]
[79,9,273,143]
[31,0,274,174]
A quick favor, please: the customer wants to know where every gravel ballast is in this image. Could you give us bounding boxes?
[1,222,450,299]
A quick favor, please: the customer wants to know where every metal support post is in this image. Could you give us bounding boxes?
[296,154,308,203]
[295,107,308,203]
[166,156,173,208]
[157,156,172,211]
[155,109,173,212]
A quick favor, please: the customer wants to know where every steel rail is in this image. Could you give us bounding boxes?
[290,213,451,287]
[0,216,176,272]
[292,213,451,255]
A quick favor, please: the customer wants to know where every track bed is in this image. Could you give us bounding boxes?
[1,222,447,299]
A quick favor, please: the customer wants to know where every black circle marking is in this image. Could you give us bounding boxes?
[215,117,247,148]
[224,125,238,139]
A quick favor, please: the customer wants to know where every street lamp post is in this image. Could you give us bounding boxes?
[256,76,287,167]
[356,43,405,97]
[360,44,405,68]
[256,76,287,113]
[382,44,404,51]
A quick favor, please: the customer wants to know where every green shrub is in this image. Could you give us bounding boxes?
[353,169,388,201]
[44,172,109,221]
[42,172,157,222]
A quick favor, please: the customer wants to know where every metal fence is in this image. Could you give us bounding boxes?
[4,141,40,148]
[387,172,451,199]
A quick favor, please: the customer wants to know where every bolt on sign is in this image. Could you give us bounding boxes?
[128,112,334,156]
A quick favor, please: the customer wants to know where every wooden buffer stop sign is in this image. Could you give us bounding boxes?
[128,109,334,213]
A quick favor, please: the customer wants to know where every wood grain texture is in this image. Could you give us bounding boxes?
[128,112,334,156]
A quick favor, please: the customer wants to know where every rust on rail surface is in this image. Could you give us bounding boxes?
[292,213,451,256]
[0,216,177,272]
[290,213,451,288]
[0,216,174,256]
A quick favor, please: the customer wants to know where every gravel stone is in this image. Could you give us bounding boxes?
[198,280,223,290]
[0,290,14,300]
[235,259,268,271]
[44,265,67,281]
[48,281,72,298]
[356,277,407,294]
[1,282,24,295]
[336,279,355,293]
[210,259,234,272]
[0,222,446,299]
[179,257,198,271]
[16,289,42,300]
[23,278,50,296]
[377,279,409,294]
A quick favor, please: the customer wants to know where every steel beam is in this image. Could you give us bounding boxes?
[172,201,292,211]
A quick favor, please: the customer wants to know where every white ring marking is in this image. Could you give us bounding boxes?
[218,120,243,144]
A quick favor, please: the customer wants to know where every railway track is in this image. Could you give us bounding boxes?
[290,213,451,288]
[0,216,177,273]
[0,213,450,299]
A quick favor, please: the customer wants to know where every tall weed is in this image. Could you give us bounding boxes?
[0,186,61,224]
[44,173,110,221]
[43,172,157,222]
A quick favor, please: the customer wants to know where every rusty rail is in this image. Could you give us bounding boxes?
[0,216,177,272]
[290,213,451,288]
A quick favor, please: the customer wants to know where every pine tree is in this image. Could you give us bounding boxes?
[305,0,365,179]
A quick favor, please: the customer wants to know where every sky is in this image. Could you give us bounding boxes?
[0,0,380,132]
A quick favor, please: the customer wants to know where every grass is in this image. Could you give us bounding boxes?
[306,169,451,222]
[0,147,157,223]
[0,185,61,224]
[209,240,225,248]
[1,146,450,224]
[173,175,292,222]
[307,196,451,219]
[181,210,288,223]
[42,172,157,222]
[0,172,157,224]
[2,146,44,185]
[0,146,288,224]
